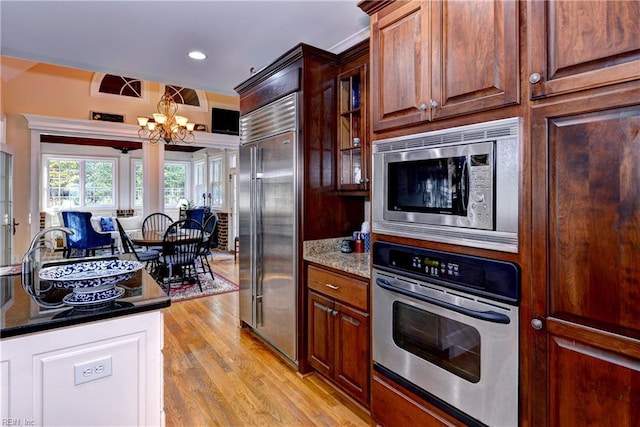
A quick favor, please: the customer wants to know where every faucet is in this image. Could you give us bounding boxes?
[21,226,74,299]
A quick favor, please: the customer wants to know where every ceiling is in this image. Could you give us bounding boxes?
[0,1,370,96]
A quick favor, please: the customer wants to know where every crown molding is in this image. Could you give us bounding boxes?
[22,114,239,149]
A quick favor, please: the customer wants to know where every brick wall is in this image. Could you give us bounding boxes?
[216,212,229,250]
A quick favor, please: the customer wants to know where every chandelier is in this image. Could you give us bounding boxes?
[137,90,196,144]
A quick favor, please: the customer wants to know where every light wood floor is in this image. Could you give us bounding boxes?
[163,253,373,426]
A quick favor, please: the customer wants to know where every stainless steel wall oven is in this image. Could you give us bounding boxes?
[372,241,520,427]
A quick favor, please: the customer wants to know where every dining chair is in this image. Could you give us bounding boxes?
[115,218,160,277]
[197,213,218,280]
[142,212,173,251]
[61,211,115,258]
[156,219,204,295]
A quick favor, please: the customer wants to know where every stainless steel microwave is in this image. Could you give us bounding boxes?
[372,117,521,253]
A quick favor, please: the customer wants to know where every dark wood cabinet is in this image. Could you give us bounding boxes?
[528,0,640,99]
[531,85,640,427]
[307,264,370,406]
[371,373,466,427]
[364,0,519,132]
[337,41,369,194]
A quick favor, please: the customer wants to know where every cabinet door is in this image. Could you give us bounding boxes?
[370,0,430,131]
[338,65,368,192]
[529,0,640,99]
[308,291,334,378]
[333,301,370,405]
[431,0,519,119]
[531,87,640,426]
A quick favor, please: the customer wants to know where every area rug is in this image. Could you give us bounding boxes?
[163,272,238,302]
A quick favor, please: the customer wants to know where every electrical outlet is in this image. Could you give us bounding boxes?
[74,356,112,385]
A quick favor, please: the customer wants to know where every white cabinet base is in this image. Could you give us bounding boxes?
[0,311,164,426]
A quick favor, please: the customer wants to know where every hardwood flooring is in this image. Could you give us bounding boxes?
[163,253,373,426]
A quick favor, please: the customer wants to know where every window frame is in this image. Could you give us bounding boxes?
[42,154,118,210]
[209,155,225,210]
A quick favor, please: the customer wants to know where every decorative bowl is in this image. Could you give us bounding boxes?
[39,259,144,289]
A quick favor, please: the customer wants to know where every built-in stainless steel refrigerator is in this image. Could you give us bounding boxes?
[238,93,298,363]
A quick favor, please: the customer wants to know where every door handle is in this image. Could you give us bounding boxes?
[13,218,19,235]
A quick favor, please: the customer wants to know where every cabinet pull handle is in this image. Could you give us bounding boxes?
[531,318,544,330]
[325,283,339,290]
[342,314,360,325]
[529,72,542,84]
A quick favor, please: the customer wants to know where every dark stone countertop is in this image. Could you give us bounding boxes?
[0,257,171,339]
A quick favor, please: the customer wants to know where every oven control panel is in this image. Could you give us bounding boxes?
[373,241,520,305]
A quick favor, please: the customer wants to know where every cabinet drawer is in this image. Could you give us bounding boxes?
[308,265,368,311]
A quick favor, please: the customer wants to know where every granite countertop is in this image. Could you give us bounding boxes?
[0,256,171,339]
[303,237,370,279]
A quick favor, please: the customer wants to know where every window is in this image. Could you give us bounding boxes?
[99,75,142,98]
[209,156,224,208]
[44,156,116,209]
[132,161,144,207]
[165,85,200,107]
[132,160,190,208]
[165,162,189,208]
[194,160,206,205]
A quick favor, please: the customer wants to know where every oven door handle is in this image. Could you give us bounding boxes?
[376,278,511,324]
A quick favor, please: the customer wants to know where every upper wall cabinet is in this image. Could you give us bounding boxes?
[337,41,369,194]
[363,0,519,132]
[528,0,640,99]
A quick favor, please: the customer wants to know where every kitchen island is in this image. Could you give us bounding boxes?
[0,257,170,426]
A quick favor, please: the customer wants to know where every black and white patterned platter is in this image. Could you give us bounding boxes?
[39,259,144,289]
[62,286,125,306]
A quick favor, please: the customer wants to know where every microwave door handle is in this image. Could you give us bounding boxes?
[375,277,511,324]
[461,159,470,211]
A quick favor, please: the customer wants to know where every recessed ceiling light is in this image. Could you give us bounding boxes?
[188,51,207,60]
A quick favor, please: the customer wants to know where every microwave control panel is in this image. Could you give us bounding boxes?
[468,154,493,229]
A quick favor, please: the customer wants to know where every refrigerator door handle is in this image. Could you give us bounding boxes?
[256,295,264,326]
[249,146,259,326]
[255,147,264,298]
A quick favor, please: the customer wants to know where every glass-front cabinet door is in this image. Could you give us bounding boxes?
[338,64,368,193]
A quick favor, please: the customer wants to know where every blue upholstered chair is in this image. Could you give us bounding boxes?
[61,211,115,258]
[183,208,206,229]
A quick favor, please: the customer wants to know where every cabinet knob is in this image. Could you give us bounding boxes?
[529,72,542,84]
[359,178,370,184]
[531,318,544,330]
[419,103,427,111]
[430,100,438,109]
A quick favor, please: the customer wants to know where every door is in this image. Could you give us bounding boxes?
[529,0,640,99]
[370,0,430,131]
[431,0,519,120]
[238,143,255,326]
[0,146,14,266]
[255,131,297,361]
[531,88,640,426]
[308,290,333,377]
[334,300,370,404]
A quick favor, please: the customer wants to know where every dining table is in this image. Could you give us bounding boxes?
[129,229,209,248]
